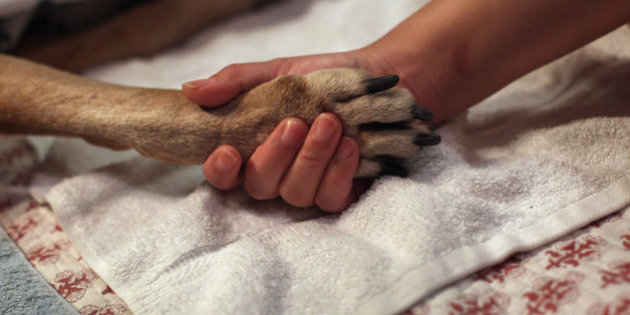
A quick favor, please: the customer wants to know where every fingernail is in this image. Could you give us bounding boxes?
[214,148,237,172]
[313,114,339,143]
[280,119,306,146]
[183,77,215,89]
[336,137,355,159]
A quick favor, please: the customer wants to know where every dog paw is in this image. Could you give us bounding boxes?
[224,68,440,178]
[124,68,438,178]
[301,68,440,177]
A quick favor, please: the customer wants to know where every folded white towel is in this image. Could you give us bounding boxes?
[41,1,630,314]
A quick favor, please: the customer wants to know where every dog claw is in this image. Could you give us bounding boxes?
[364,74,400,93]
[414,133,441,146]
[379,163,409,177]
[412,106,434,121]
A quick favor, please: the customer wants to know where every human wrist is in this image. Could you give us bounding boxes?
[359,29,467,124]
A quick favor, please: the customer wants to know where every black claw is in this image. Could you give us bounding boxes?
[358,121,411,131]
[372,155,408,178]
[363,74,400,94]
[415,133,441,146]
[379,163,409,178]
[412,106,434,122]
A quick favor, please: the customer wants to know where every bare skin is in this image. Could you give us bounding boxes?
[184,0,630,211]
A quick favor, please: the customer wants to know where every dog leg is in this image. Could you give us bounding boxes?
[1,55,438,177]
[0,54,225,163]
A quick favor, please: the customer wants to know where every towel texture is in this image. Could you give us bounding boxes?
[0,227,78,314]
[36,1,630,314]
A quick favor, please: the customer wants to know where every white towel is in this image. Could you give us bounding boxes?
[39,1,630,314]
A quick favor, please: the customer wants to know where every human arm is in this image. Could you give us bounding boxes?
[185,0,630,211]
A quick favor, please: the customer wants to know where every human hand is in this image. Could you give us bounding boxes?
[182,0,630,212]
[181,49,435,212]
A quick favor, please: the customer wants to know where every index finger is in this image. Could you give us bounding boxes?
[182,61,280,107]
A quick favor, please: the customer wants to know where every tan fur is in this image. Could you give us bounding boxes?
[0,0,433,178]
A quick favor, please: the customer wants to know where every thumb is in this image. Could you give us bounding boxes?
[182,61,280,107]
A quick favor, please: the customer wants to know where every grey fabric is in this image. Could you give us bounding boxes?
[0,227,78,314]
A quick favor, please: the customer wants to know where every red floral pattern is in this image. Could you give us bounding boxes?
[0,141,35,164]
[0,195,23,212]
[0,139,130,313]
[54,269,97,303]
[27,240,71,265]
[101,286,115,295]
[53,223,64,233]
[5,216,38,241]
[600,261,630,289]
[7,170,35,186]
[587,292,630,315]
[408,206,630,315]
[522,272,583,314]
[544,235,604,270]
[474,256,525,283]
[0,138,37,209]
[448,291,510,315]
[0,203,131,313]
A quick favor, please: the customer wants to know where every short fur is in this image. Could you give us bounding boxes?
[0,0,435,178]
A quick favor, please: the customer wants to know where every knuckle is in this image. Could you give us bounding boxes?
[278,185,314,208]
[314,196,336,212]
[298,151,329,169]
[315,192,348,212]
[220,64,244,78]
[244,180,277,200]
[270,58,291,74]
[213,181,237,191]
[285,198,314,208]
[318,203,343,213]
[204,171,237,191]
[222,63,240,72]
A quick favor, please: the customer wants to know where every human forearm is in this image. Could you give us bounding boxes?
[364,0,630,122]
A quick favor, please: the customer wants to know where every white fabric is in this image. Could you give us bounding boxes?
[37,1,630,314]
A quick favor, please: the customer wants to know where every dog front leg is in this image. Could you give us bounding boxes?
[0,54,227,164]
